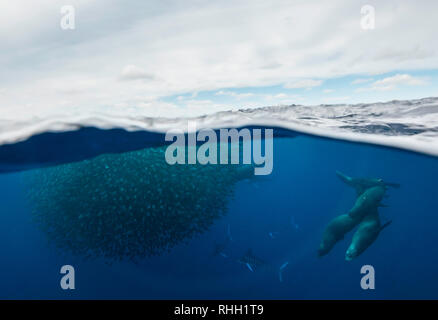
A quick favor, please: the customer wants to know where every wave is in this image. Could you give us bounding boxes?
[0,97,437,173]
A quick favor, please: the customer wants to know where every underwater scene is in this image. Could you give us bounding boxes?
[0,118,437,299]
[2,1,438,303]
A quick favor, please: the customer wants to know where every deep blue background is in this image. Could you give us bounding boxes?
[0,134,437,299]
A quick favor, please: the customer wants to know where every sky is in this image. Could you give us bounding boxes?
[0,0,438,119]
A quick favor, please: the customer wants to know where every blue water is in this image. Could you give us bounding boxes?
[0,131,437,299]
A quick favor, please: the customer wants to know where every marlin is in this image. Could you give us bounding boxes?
[290,216,299,230]
[238,249,289,283]
[212,225,233,258]
[227,224,233,242]
[268,231,279,239]
[237,249,267,272]
[278,262,289,282]
[213,241,229,258]
[336,171,400,196]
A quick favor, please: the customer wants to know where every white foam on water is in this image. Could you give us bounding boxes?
[1,97,437,156]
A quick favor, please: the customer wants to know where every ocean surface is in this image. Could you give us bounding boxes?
[0,98,437,299]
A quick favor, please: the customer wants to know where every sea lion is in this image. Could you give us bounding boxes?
[318,214,359,257]
[318,173,394,258]
[336,171,400,196]
[348,186,386,220]
[345,209,391,261]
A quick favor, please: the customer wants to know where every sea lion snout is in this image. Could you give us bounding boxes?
[345,248,356,261]
[318,246,328,257]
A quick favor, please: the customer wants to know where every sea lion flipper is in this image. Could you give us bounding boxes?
[385,182,401,189]
[380,220,392,232]
[335,171,351,184]
[336,171,365,196]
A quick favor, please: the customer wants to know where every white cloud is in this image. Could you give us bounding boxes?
[284,79,323,89]
[215,90,228,96]
[323,89,334,93]
[374,74,427,87]
[120,65,155,81]
[215,90,254,99]
[351,78,373,85]
[357,74,428,92]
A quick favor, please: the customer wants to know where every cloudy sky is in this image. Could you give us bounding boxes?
[1,0,437,119]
